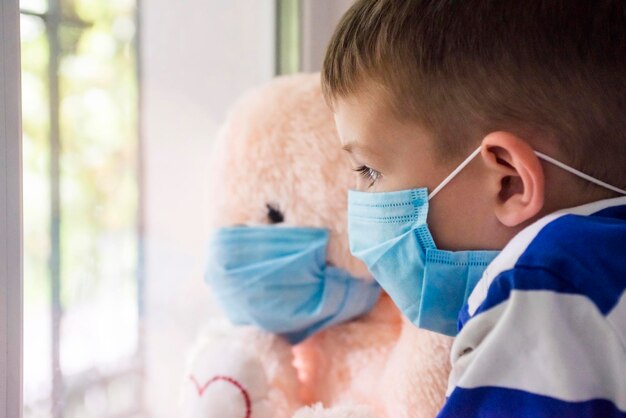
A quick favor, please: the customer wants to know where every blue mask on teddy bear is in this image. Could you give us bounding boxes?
[204,226,381,344]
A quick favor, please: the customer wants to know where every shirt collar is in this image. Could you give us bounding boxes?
[467,196,626,316]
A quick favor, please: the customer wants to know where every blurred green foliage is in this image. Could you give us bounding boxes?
[22,0,141,416]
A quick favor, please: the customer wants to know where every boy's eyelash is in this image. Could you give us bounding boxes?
[354,165,382,187]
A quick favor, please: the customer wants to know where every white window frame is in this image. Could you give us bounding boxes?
[0,0,23,418]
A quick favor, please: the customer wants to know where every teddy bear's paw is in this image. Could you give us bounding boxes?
[293,403,378,418]
[182,320,301,418]
[183,337,272,418]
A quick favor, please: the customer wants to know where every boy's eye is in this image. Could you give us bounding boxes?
[354,165,382,188]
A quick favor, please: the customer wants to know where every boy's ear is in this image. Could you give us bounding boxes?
[480,131,545,227]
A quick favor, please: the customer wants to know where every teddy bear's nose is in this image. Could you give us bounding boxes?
[266,203,284,224]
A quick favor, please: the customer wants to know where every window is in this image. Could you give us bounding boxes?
[10,0,348,417]
[21,0,142,416]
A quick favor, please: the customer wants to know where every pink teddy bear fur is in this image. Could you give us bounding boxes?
[198,73,452,417]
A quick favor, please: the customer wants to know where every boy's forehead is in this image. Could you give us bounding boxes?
[333,102,381,154]
[334,102,437,166]
[334,91,417,139]
[335,113,403,162]
[333,90,393,136]
[332,83,389,113]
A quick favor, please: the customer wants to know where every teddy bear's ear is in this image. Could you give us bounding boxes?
[266,203,284,224]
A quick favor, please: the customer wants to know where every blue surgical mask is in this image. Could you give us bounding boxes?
[348,146,626,337]
[204,226,381,344]
[349,188,499,337]
[348,147,499,336]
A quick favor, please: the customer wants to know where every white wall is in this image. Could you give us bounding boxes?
[140,1,358,415]
[301,0,354,72]
[140,2,275,416]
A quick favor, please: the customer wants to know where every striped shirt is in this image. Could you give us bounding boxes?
[439,196,626,418]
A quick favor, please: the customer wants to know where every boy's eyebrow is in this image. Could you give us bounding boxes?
[342,142,380,158]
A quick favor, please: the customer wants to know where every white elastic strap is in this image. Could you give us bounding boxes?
[428,146,482,200]
[428,146,626,201]
[534,151,626,196]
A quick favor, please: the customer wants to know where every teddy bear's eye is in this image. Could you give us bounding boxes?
[266,203,284,224]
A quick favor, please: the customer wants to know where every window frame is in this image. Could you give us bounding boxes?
[275,0,300,75]
[0,0,24,417]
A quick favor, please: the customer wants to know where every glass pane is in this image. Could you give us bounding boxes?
[21,12,53,418]
[57,1,140,414]
[58,20,139,376]
[61,0,136,23]
[21,0,140,416]
[21,0,48,14]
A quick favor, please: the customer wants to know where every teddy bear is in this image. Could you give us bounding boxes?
[180,73,453,418]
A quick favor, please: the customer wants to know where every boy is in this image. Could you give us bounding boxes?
[321,0,626,416]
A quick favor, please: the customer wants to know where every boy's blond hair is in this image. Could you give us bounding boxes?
[322,0,626,189]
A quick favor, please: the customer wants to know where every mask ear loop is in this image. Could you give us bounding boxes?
[427,145,626,201]
[428,147,482,200]
[534,151,626,196]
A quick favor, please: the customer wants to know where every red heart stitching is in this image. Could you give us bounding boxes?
[189,374,252,418]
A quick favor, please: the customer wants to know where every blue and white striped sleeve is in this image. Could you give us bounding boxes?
[438,266,626,418]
